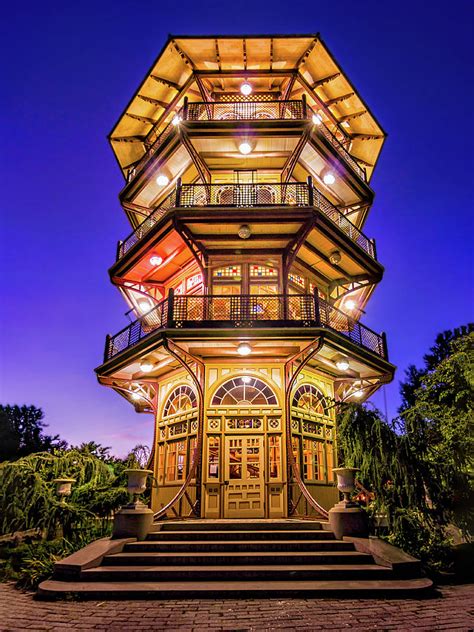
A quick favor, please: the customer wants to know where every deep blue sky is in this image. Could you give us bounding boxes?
[1,1,473,455]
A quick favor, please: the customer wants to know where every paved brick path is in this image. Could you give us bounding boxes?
[0,582,473,631]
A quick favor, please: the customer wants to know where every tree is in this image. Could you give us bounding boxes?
[0,405,66,462]
[337,325,473,569]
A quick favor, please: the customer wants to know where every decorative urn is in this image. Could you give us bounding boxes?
[123,468,153,506]
[332,467,360,504]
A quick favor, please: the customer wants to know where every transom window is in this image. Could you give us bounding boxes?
[292,384,328,416]
[212,377,277,406]
[163,385,197,418]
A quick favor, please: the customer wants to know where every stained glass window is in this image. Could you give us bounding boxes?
[250,264,278,278]
[292,384,329,416]
[211,377,277,406]
[163,385,197,418]
[288,273,305,289]
[213,265,241,278]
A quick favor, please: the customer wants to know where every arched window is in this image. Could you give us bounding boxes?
[163,384,197,418]
[212,377,277,406]
[292,384,328,416]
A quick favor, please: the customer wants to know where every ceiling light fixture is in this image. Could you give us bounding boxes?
[312,113,322,126]
[242,376,252,383]
[149,255,163,267]
[156,174,169,186]
[345,299,356,312]
[237,342,251,356]
[130,392,142,401]
[353,389,364,399]
[172,115,181,126]
[335,356,350,371]
[238,224,251,239]
[140,360,155,373]
[323,171,336,185]
[240,82,252,96]
[138,299,152,314]
[239,141,252,155]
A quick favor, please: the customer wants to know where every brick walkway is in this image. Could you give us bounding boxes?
[0,582,473,631]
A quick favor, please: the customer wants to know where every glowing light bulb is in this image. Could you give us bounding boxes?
[240,82,252,96]
[345,299,356,312]
[353,389,364,399]
[149,255,163,267]
[156,174,169,186]
[239,142,252,155]
[242,376,252,383]
[138,300,152,314]
[323,172,336,185]
[237,343,251,356]
[312,113,322,125]
[131,392,141,401]
[336,358,350,371]
[140,360,155,373]
[172,115,181,126]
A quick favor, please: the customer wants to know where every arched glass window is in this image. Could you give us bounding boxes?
[212,377,277,406]
[163,384,197,418]
[292,384,328,416]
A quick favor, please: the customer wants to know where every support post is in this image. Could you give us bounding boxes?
[167,288,175,327]
[381,331,389,360]
[301,93,307,119]
[307,175,314,207]
[182,96,189,120]
[104,334,111,362]
[313,287,321,326]
[175,177,182,207]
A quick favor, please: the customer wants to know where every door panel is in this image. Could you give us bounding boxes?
[224,435,264,518]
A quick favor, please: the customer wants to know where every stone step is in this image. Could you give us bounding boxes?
[82,564,394,582]
[124,539,361,554]
[38,577,434,599]
[155,520,326,532]
[104,547,356,567]
[146,529,335,541]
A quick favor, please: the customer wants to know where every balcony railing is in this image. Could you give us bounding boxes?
[116,180,376,260]
[104,293,387,362]
[125,98,366,184]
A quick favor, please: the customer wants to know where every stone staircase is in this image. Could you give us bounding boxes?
[38,519,433,598]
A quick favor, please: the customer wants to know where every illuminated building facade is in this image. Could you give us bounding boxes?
[96,34,394,521]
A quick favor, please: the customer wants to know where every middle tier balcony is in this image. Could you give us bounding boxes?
[103,292,388,366]
[117,181,376,260]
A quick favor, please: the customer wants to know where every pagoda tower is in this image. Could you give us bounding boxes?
[96,34,395,520]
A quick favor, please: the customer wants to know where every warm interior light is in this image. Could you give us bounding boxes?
[241,376,252,383]
[237,343,251,356]
[312,113,322,125]
[323,171,336,185]
[345,299,356,312]
[149,255,163,267]
[156,174,169,186]
[172,115,181,126]
[335,357,350,371]
[353,389,364,399]
[140,360,155,373]
[239,142,252,155]
[130,392,141,401]
[138,300,152,314]
[240,82,252,96]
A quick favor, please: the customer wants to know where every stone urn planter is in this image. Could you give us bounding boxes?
[124,468,154,506]
[53,478,76,502]
[333,467,360,504]
[113,468,154,541]
[328,466,368,539]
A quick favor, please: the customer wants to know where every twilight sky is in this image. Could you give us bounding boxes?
[1,1,473,456]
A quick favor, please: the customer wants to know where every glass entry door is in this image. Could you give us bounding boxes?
[224,435,264,518]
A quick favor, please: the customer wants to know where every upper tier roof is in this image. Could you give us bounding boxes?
[109,34,386,181]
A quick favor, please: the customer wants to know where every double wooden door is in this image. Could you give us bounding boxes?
[223,435,264,518]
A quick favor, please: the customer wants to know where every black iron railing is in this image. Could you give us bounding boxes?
[104,293,387,362]
[125,98,366,185]
[116,179,375,261]
[186,100,305,121]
